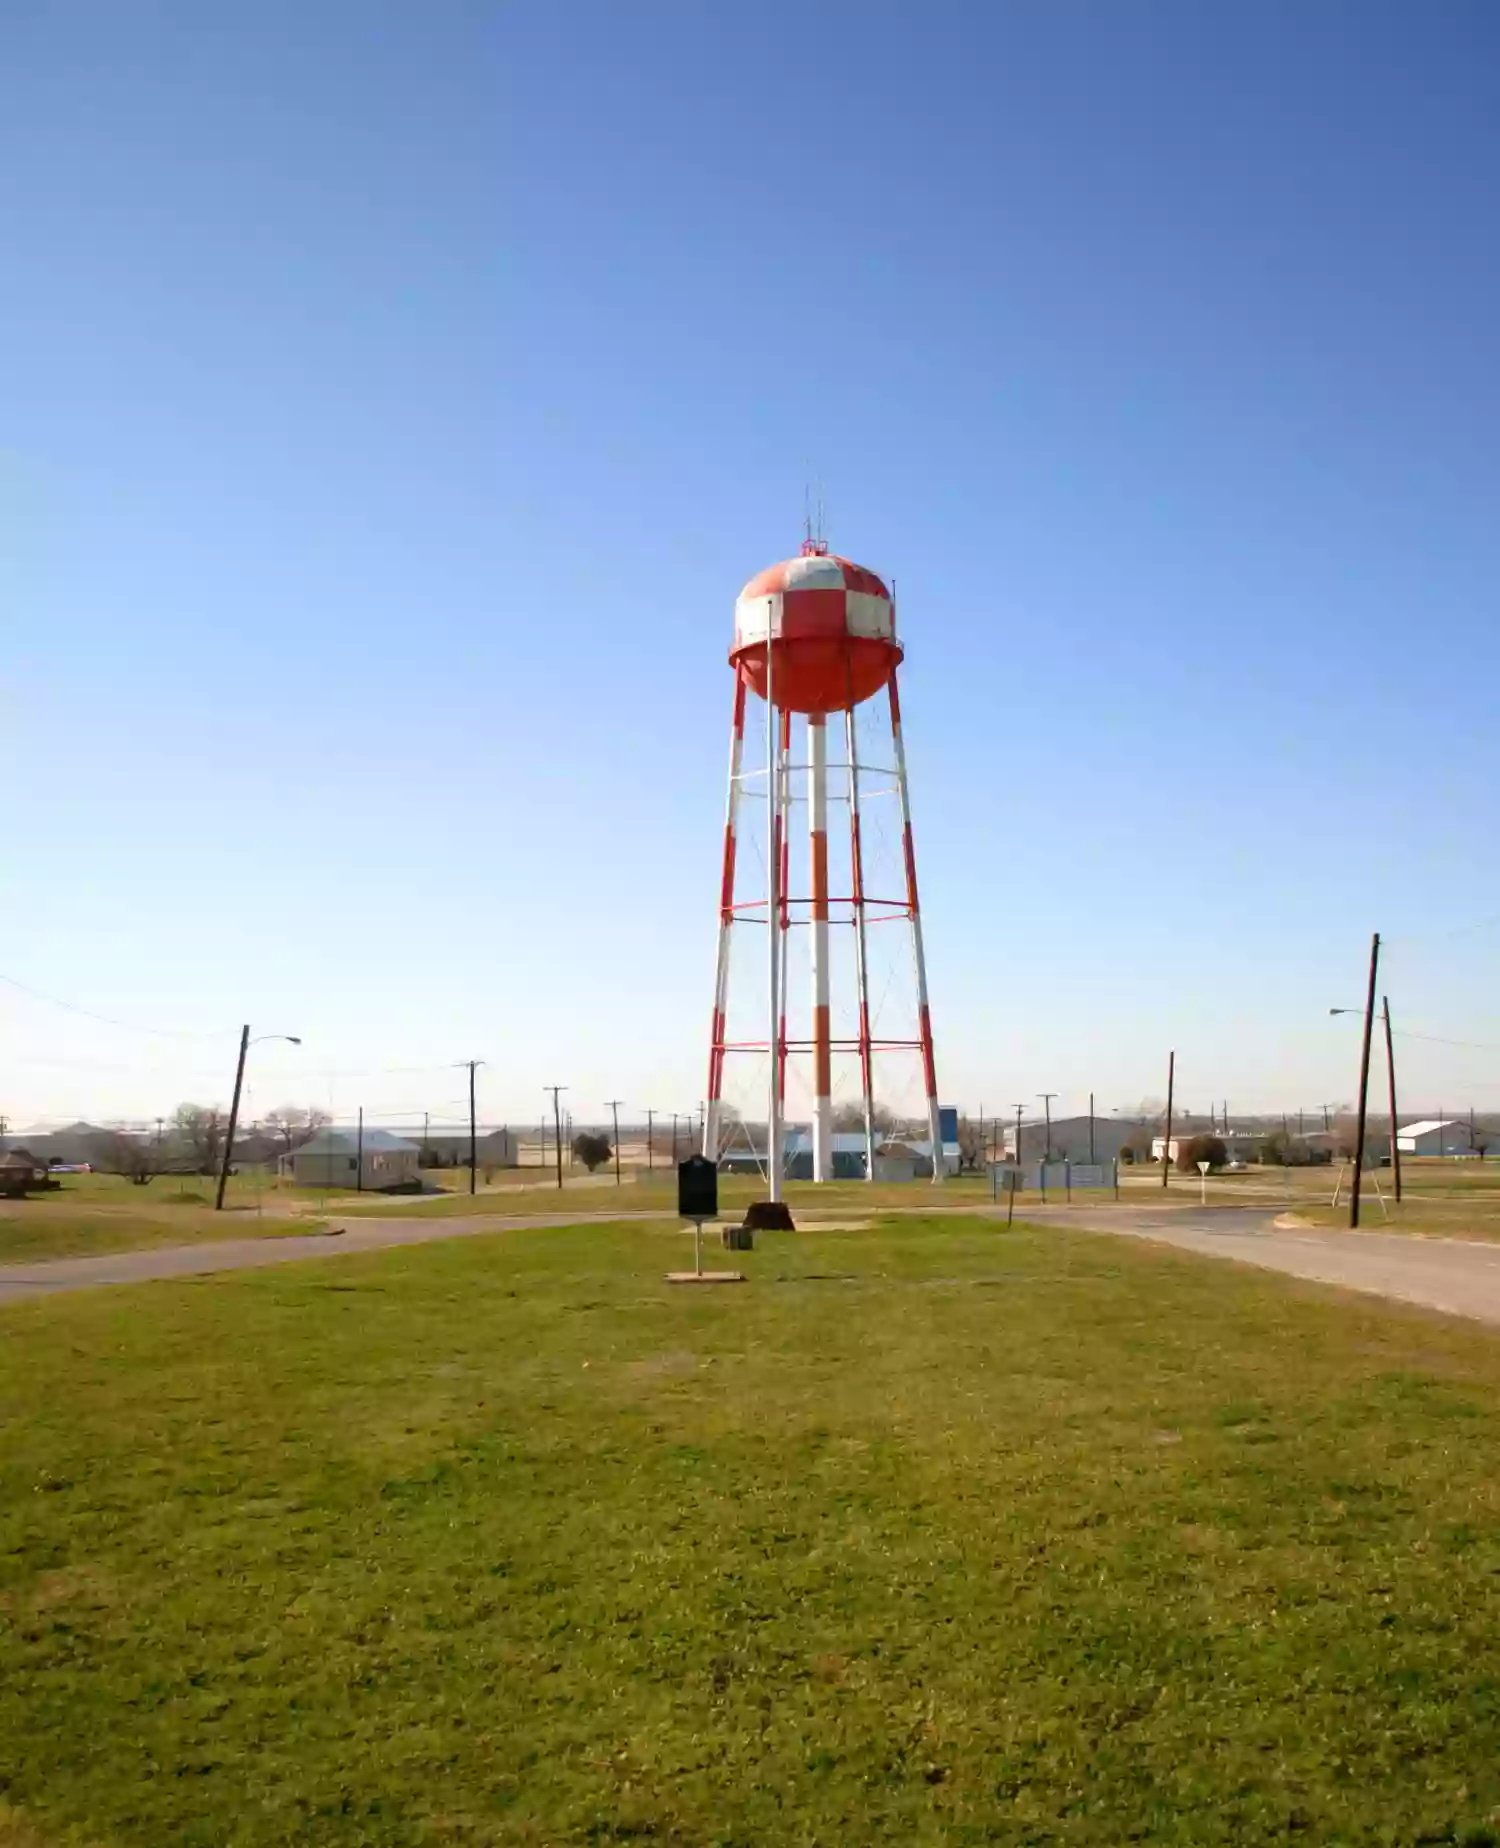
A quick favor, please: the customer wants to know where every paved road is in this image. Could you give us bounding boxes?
[0,1211,657,1305]
[7,1201,1500,1329]
[1020,1203,1500,1327]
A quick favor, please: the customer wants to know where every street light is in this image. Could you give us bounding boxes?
[216,1027,302,1210]
[1332,997,1402,1201]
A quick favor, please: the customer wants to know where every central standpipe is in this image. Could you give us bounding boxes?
[845,706,877,1182]
[765,598,782,1204]
[808,714,833,1180]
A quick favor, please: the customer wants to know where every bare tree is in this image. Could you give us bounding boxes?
[261,1106,331,1158]
[954,1115,985,1171]
[89,1130,163,1186]
[831,1101,898,1136]
[173,1103,226,1176]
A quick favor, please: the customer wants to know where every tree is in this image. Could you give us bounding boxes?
[173,1103,226,1176]
[572,1132,612,1173]
[261,1106,331,1158]
[90,1130,162,1186]
[1258,1129,1291,1167]
[1177,1133,1228,1174]
[831,1101,899,1136]
[954,1115,985,1172]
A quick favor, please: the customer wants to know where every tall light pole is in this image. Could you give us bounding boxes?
[645,1108,655,1172]
[1332,990,1401,1204]
[1037,1093,1058,1162]
[544,1086,567,1190]
[1012,1103,1026,1166]
[216,1027,301,1210]
[464,1059,483,1195]
[1162,1051,1175,1189]
[606,1099,623,1186]
[1348,934,1381,1228]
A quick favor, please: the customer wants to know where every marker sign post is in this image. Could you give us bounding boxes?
[671,1156,744,1284]
[1196,1158,1210,1205]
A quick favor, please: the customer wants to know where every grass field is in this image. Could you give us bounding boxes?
[6,1213,1500,1844]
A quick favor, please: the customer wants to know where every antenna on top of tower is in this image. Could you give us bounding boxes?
[801,476,829,556]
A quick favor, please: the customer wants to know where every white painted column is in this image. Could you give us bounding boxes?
[703,675,746,1161]
[808,713,832,1181]
[845,705,877,1182]
[888,671,944,1186]
[765,604,782,1202]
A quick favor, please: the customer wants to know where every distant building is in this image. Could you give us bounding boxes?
[4,1121,110,1167]
[1397,1119,1477,1157]
[1007,1116,1137,1165]
[283,1128,421,1191]
[418,1127,518,1169]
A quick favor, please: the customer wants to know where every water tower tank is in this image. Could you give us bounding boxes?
[729,542,901,715]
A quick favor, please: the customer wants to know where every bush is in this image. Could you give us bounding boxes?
[572,1132,613,1173]
[1177,1133,1228,1174]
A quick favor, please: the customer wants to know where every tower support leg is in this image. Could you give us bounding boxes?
[703,677,746,1161]
[889,672,944,1185]
[809,714,832,1180]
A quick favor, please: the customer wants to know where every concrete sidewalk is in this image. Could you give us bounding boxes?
[0,1210,658,1305]
[1018,1203,1500,1328]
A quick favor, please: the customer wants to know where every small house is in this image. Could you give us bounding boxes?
[283,1128,421,1191]
[0,1149,48,1197]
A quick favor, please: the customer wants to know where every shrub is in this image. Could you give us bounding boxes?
[1177,1133,1228,1174]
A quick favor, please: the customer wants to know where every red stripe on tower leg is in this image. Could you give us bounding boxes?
[814,1005,832,1098]
[811,831,829,919]
[919,1005,937,1099]
[719,826,738,917]
[707,1008,724,1100]
[888,675,902,727]
[731,675,746,738]
[903,825,920,914]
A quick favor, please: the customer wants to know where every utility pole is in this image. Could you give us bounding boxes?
[1383,996,1402,1203]
[1089,1092,1095,1163]
[356,1105,364,1194]
[216,1024,251,1212]
[544,1086,567,1190]
[1013,1103,1026,1167]
[646,1108,655,1172]
[671,1113,680,1163]
[1038,1093,1058,1162]
[1349,932,1380,1229]
[1321,1104,1334,1133]
[606,1100,623,1186]
[466,1060,480,1195]
[1162,1051,1175,1189]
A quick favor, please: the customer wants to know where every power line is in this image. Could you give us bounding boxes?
[0,972,236,1040]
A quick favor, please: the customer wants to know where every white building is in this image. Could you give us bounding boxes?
[1007,1115,1137,1165]
[284,1127,421,1191]
[1397,1119,1476,1157]
[1151,1131,1260,1166]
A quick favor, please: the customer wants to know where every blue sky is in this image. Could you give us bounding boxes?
[4,0,1498,1132]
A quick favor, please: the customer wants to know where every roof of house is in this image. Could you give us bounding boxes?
[295,1128,419,1156]
[1399,1119,1465,1138]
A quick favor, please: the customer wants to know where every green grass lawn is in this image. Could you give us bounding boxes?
[6,1216,1500,1845]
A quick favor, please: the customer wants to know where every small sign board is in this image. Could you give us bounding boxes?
[677,1155,718,1222]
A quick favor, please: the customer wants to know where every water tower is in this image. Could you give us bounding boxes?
[703,539,943,1194]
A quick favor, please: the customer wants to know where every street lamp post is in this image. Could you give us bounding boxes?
[544,1086,567,1189]
[1332,980,1400,1205]
[216,1026,301,1210]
